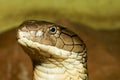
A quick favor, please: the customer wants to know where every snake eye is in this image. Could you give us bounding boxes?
[49,26,57,34]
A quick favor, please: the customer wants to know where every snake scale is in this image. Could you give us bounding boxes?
[17,20,88,80]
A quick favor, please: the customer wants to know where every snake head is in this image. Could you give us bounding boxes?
[17,20,88,80]
[17,20,86,63]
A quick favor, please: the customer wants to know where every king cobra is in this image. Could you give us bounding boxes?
[17,20,88,80]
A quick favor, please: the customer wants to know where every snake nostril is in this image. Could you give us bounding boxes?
[19,32,26,38]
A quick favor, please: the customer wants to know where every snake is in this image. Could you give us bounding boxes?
[17,20,88,80]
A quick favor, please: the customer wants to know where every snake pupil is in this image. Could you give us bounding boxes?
[49,26,56,34]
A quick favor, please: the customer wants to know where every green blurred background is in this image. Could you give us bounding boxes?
[0,0,120,33]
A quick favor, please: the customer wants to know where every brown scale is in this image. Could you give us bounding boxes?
[55,29,84,53]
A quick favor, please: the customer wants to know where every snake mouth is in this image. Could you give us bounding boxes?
[18,37,71,58]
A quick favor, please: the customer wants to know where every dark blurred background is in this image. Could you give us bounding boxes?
[0,0,120,80]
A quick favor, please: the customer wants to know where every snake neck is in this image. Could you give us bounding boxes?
[33,52,88,80]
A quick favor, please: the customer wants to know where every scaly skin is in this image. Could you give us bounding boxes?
[17,20,88,80]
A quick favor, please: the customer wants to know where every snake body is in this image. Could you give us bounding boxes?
[17,20,88,80]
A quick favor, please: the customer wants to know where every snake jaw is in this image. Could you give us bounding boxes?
[17,37,71,59]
